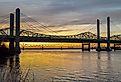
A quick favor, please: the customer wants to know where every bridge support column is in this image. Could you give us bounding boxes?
[82,42,90,52]
[96,19,101,52]
[107,17,112,51]
[114,43,116,51]
[15,8,21,54]
[9,13,15,55]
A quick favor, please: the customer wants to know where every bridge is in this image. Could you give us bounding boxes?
[0,8,121,53]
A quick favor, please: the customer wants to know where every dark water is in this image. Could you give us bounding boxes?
[1,50,121,82]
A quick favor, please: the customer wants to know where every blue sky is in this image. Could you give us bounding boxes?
[0,0,121,35]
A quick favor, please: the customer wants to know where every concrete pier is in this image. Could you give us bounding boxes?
[82,42,90,52]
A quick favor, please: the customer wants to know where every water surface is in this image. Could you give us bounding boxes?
[1,50,121,82]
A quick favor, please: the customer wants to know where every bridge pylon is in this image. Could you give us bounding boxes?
[107,17,112,51]
[96,19,101,52]
[15,8,21,54]
[9,13,15,54]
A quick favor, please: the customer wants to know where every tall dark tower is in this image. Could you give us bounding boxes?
[9,13,14,54]
[15,8,21,54]
[107,17,112,51]
[96,19,101,52]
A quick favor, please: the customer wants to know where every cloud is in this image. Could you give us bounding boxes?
[25,0,121,25]
[0,0,121,35]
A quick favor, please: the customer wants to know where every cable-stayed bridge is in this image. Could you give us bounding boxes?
[0,8,121,53]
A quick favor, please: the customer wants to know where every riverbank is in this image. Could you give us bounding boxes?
[0,44,9,57]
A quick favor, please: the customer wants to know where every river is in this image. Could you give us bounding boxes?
[0,50,121,82]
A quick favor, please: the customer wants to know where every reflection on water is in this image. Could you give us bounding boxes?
[1,50,121,82]
[0,55,20,82]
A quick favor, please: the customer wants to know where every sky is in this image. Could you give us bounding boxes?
[0,0,121,35]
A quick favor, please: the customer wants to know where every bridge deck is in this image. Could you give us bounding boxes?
[0,35,121,43]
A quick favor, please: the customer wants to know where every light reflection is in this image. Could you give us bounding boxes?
[96,52,113,81]
[0,50,121,81]
[2,42,120,49]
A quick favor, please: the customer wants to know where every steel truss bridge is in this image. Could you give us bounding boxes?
[0,28,121,43]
